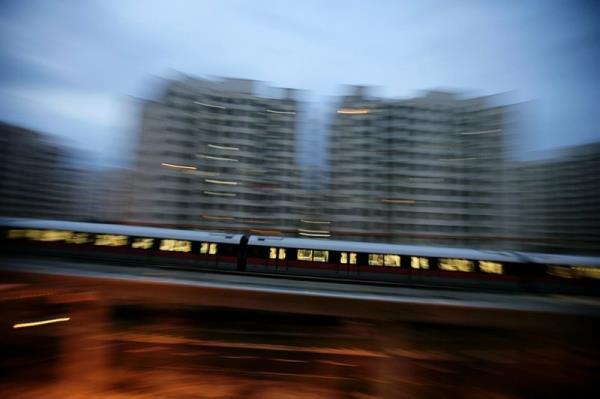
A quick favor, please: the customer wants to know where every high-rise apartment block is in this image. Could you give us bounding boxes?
[325,88,509,247]
[128,76,303,232]
[0,122,83,220]
[509,142,600,255]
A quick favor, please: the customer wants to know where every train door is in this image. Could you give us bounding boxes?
[237,236,249,271]
[266,246,286,271]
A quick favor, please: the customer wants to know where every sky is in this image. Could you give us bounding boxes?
[0,0,599,166]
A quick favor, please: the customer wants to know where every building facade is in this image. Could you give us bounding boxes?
[128,76,304,233]
[325,88,510,247]
[0,122,82,220]
[508,142,600,255]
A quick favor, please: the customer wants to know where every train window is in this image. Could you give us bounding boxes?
[209,243,218,255]
[313,250,329,262]
[95,234,128,247]
[278,248,286,260]
[573,266,600,279]
[341,252,357,264]
[132,238,154,249]
[368,254,384,266]
[7,229,26,239]
[25,230,42,240]
[200,242,209,254]
[439,258,474,272]
[479,260,503,274]
[297,249,313,261]
[38,230,73,242]
[269,247,277,259]
[384,254,401,267]
[411,256,429,269]
[547,265,574,279]
[160,239,191,252]
[66,232,90,244]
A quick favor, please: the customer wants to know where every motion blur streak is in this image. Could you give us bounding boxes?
[13,317,70,329]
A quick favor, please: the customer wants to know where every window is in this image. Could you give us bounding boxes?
[67,232,90,244]
[7,229,26,239]
[209,243,218,255]
[160,239,191,252]
[200,242,209,254]
[384,254,401,267]
[297,249,313,261]
[341,252,357,264]
[132,238,154,249]
[368,254,384,266]
[411,256,429,269]
[278,248,286,260]
[95,234,128,247]
[269,247,277,259]
[38,230,73,242]
[439,258,474,272]
[313,250,329,262]
[479,260,503,274]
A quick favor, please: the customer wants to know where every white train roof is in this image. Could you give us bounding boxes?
[519,252,600,267]
[0,218,244,244]
[249,235,521,263]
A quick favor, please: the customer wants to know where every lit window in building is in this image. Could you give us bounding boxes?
[278,248,286,260]
[95,234,128,247]
[384,255,401,267]
[479,261,503,274]
[200,242,209,254]
[439,258,474,272]
[209,243,218,255]
[411,257,430,269]
[313,250,329,262]
[269,247,277,259]
[297,249,313,261]
[160,239,191,252]
[369,254,384,266]
[132,238,154,250]
[66,233,90,244]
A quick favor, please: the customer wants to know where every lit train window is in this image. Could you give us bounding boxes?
[39,230,73,242]
[547,265,573,279]
[95,234,128,247]
[66,232,90,244]
[200,242,209,254]
[132,238,154,249]
[411,257,429,269]
[269,247,277,259]
[297,249,313,261]
[479,260,503,274]
[439,258,474,272]
[209,243,218,255]
[160,239,191,252]
[573,266,600,280]
[25,230,42,240]
[340,252,357,264]
[368,254,384,266]
[313,250,329,262]
[278,248,286,260]
[384,255,401,267]
[7,229,26,239]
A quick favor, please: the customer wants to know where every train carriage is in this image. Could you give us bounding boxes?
[1,218,599,294]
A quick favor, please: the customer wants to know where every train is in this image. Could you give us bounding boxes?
[1,217,599,294]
